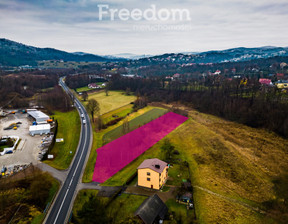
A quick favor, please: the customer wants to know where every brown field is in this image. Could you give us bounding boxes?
[161,105,288,223]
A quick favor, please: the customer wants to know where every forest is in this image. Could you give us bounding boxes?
[0,69,71,109]
[106,74,288,138]
[0,166,58,224]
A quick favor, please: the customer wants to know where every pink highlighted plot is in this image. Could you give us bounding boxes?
[92,112,188,183]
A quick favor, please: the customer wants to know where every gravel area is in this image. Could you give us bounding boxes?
[0,113,43,167]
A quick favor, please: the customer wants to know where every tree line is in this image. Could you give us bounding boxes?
[0,70,59,108]
[108,75,288,138]
[0,167,57,224]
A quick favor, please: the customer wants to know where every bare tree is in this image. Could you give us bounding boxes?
[105,83,109,96]
[87,99,100,122]
[122,117,130,135]
[82,91,88,101]
[96,115,103,130]
[125,87,131,95]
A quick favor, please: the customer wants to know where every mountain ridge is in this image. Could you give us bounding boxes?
[0,38,124,67]
[1,38,288,67]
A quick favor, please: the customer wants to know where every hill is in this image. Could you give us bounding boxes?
[104,102,288,223]
[1,38,287,67]
[172,106,288,223]
[130,46,288,66]
[0,38,122,67]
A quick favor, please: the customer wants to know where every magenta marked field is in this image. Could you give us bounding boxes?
[92,112,188,183]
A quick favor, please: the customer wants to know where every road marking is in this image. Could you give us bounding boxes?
[52,99,89,224]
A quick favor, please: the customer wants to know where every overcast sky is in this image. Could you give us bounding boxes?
[1,0,288,55]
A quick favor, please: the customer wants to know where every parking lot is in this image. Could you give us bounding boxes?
[0,113,43,167]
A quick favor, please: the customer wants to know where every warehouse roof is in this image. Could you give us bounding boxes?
[29,124,51,131]
[27,110,49,120]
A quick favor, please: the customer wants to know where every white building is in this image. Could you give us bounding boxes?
[27,110,49,123]
[29,124,51,136]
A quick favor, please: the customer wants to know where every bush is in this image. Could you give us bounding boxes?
[173,150,180,155]
[105,117,124,127]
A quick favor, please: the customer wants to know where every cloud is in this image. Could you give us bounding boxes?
[0,0,288,54]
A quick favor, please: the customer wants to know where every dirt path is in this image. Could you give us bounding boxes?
[77,182,102,190]
[36,163,67,182]
[193,185,266,214]
[124,186,176,202]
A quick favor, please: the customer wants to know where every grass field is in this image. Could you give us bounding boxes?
[72,190,147,223]
[71,189,100,224]
[106,194,148,223]
[79,90,288,223]
[166,164,190,186]
[101,104,133,124]
[72,189,192,223]
[101,122,185,187]
[101,139,163,186]
[82,106,160,183]
[44,109,81,170]
[102,108,167,143]
[86,103,288,223]
[76,83,105,93]
[84,91,136,115]
[158,106,288,223]
[165,199,194,224]
[76,86,91,92]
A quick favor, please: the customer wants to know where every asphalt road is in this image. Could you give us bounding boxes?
[45,78,92,224]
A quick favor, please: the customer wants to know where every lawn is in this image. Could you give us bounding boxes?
[105,194,147,223]
[84,91,136,115]
[165,199,195,224]
[76,83,106,93]
[102,108,167,143]
[76,86,91,92]
[44,109,81,170]
[166,164,190,186]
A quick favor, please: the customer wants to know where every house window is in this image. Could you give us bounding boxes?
[147,178,151,181]
[147,172,150,176]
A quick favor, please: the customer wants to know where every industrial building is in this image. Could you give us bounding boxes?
[29,124,51,136]
[27,110,49,123]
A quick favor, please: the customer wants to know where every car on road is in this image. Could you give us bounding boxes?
[83,120,86,124]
